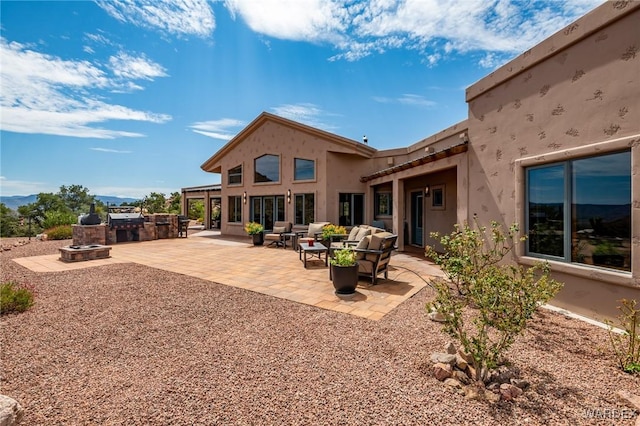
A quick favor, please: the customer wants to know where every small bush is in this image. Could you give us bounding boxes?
[426,218,563,378]
[42,210,77,229]
[1,281,35,315]
[606,299,640,374]
[322,224,347,240]
[244,222,264,235]
[45,225,73,240]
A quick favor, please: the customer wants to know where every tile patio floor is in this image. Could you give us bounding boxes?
[12,231,444,320]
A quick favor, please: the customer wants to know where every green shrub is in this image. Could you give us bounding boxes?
[244,222,264,235]
[330,247,357,267]
[45,225,73,240]
[42,210,77,229]
[605,299,640,374]
[1,281,35,315]
[322,224,347,240]
[426,218,563,378]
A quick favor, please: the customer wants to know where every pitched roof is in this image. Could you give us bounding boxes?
[201,111,377,173]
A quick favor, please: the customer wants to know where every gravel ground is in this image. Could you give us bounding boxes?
[1,238,638,425]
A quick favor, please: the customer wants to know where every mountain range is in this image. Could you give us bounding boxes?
[0,195,139,211]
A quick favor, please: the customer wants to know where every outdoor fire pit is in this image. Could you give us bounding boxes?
[59,244,112,263]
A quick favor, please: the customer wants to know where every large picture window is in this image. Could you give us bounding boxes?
[295,193,315,225]
[228,196,242,223]
[339,193,364,227]
[526,150,631,272]
[375,192,392,216]
[254,154,280,183]
[294,158,315,181]
[228,164,242,185]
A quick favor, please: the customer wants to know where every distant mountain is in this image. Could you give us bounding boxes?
[0,194,139,211]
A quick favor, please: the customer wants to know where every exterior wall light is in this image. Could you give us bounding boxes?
[287,189,291,204]
[243,191,247,204]
[425,186,430,197]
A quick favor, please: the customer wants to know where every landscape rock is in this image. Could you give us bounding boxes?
[455,353,468,370]
[510,378,530,390]
[499,383,523,401]
[452,369,472,385]
[445,342,457,354]
[457,347,474,365]
[444,378,462,389]
[433,362,453,381]
[0,395,24,426]
[485,390,501,404]
[427,311,447,322]
[463,385,482,401]
[430,353,457,365]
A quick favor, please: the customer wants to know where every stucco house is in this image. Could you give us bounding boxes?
[197,1,638,322]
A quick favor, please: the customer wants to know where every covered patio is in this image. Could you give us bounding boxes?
[13,231,443,320]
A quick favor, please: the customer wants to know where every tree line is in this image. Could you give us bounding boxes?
[0,185,184,238]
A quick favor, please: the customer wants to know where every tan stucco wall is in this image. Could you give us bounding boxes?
[214,120,373,236]
[466,3,640,322]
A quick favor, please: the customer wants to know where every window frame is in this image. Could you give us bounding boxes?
[294,158,315,181]
[254,154,280,184]
[227,195,242,223]
[294,193,315,226]
[374,192,393,217]
[524,149,631,273]
[227,164,243,186]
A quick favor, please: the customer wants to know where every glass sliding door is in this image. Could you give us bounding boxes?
[250,195,285,230]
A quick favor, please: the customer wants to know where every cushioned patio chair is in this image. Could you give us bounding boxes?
[330,224,385,249]
[296,222,329,248]
[263,221,292,248]
[353,232,398,285]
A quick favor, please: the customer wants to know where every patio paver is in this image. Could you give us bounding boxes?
[12,231,443,320]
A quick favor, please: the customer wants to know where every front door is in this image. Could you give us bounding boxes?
[411,191,423,246]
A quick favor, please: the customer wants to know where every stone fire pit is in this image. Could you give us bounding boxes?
[59,244,112,263]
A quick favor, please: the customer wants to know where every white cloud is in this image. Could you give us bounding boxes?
[223,0,604,65]
[373,93,436,107]
[189,118,245,140]
[224,0,348,43]
[0,38,171,139]
[109,52,168,81]
[96,0,215,38]
[90,147,133,154]
[271,103,338,131]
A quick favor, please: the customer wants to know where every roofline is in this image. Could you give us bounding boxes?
[361,142,468,182]
[466,1,640,101]
[181,184,222,192]
[201,112,377,172]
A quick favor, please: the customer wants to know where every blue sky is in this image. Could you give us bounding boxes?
[0,0,604,199]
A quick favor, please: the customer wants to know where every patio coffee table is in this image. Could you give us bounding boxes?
[298,242,328,268]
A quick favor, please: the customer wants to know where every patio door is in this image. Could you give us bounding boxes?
[250,196,285,230]
[411,191,424,246]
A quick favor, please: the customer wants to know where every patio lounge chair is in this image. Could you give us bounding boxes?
[353,232,397,285]
[264,221,292,248]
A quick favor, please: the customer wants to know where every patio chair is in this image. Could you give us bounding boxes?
[330,224,386,249]
[264,221,292,248]
[353,232,397,285]
[296,222,329,248]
